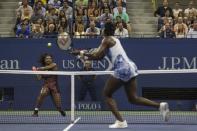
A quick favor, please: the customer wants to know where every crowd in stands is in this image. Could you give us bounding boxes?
[15,0,131,38]
[155,0,197,38]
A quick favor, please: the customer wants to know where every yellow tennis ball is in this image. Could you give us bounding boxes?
[47,42,52,47]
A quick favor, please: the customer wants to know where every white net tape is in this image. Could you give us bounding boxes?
[0,69,197,75]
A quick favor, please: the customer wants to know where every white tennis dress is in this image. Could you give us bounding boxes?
[107,37,138,81]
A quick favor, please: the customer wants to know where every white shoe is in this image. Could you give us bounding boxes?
[109,120,128,128]
[159,102,170,122]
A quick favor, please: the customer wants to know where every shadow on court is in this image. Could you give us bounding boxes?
[70,124,197,131]
[0,124,197,131]
[0,124,68,131]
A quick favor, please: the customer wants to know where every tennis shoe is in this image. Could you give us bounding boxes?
[160,102,170,122]
[109,120,128,128]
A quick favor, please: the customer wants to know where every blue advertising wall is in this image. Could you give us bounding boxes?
[0,38,197,110]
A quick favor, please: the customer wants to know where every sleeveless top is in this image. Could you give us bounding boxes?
[107,37,138,81]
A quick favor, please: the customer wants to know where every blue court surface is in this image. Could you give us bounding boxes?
[0,124,197,131]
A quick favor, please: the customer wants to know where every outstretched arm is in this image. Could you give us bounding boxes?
[83,38,113,60]
[37,63,57,71]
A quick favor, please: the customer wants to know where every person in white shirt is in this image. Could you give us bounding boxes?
[187,20,197,38]
[173,2,182,18]
[184,1,197,17]
[114,22,128,38]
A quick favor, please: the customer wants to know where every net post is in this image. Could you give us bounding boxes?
[71,74,75,123]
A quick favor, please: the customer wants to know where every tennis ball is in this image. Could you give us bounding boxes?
[47,42,52,47]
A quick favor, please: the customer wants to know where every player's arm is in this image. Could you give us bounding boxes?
[37,63,57,71]
[84,38,112,60]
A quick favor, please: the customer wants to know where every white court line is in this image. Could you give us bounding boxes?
[63,117,81,131]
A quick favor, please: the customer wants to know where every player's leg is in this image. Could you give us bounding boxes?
[124,77,159,107]
[33,87,49,116]
[103,76,128,128]
[50,90,65,116]
[124,77,170,121]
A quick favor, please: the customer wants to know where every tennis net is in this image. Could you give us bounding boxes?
[0,70,197,124]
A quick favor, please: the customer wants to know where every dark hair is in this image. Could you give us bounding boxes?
[104,22,115,36]
[39,53,53,66]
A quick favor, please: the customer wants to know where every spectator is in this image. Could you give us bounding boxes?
[187,20,197,38]
[111,0,126,9]
[16,0,33,18]
[44,23,57,38]
[75,8,88,29]
[59,0,73,20]
[85,21,100,37]
[100,2,112,15]
[159,22,175,38]
[154,0,173,18]
[173,2,183,19]
[174,17,188,38]
[30,8,45,24]
[114,6,129,23]
[48,0,61,9]
[78,60,97,101]
[34,1,46,16]
[184,1,197,17]
[16,22,31,38]
[30,24,43,38]
[158,10,173,31]
[21,8,32,20]
[45,7,58,24]
[99,9,113,29]
[74,17,85,38]
[113,1,126,14]
[58,17,69,32]
[114,22,128,38]
[88,1,99,18]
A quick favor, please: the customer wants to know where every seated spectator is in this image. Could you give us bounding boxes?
[111,0,126,9]
[114,22,128,38]
[35,18,45,33]
[44,23,58,38]
[184,1,197,17]
[114,15,127,28]
[74,17,85,38]
[48,0,61,9]
[85,21,100,37]
[30,8,45,24]
[88,15,101,28]
[114,6,129,23]
[99,9,113,29]
[173,2,182,19]
[174,17,188,38]
[21,8,32,20]
[59,0,73,30]
[88,1,99,18]
[58,17,69,32]
[16,22,31,38]
[30,24,43,38]
[75,8,88,29]
[113,1,126,14]
[100,2,112,15]
[16,0,33,18]
[158,10,173,31]
[34,1,46,16]
[45,7,58,24]
[187,12,196,27]
[159,22,175,38]
[154,0,173,18]
[187,20,197,38]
